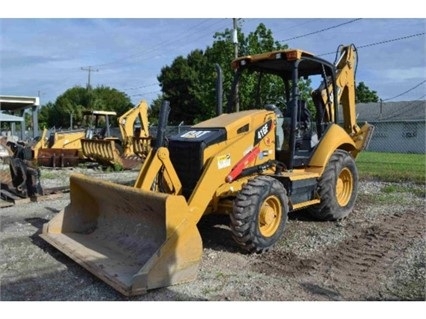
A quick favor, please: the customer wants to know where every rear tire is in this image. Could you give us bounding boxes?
[230,176,288,253]
[308,149,358,221]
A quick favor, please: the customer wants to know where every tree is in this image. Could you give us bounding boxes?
[210,23,287,113]
[158,50,215,124]
[356,81,379,103]
[38,102,53,129]
[50,86,89,128]
[44,86,133,128]
[147,95,163,125]
[91,86,133,116]
[154,22,289,124]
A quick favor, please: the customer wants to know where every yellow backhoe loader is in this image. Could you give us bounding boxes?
[80,100,151,170]
[41,44,374,296]
[8,110,120,168]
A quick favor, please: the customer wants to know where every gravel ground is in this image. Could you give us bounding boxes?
[1,164,425,318]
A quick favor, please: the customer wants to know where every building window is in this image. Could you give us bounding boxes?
[402,123,417,138]
[373,125,387,138]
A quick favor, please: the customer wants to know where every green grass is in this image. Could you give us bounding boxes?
[356,151,425,184]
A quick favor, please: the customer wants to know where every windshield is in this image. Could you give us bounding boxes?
[228,67,292,114]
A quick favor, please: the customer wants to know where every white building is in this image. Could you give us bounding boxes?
[355,100,425,154]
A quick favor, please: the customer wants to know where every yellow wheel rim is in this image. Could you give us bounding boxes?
[336,167,353,207]
[258,196,282,237]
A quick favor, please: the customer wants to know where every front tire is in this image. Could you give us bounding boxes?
[230,176,288,253]
[308,149,358,221]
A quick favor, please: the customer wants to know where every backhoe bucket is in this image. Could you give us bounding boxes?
[40,173,203,296]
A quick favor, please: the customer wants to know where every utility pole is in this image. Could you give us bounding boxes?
[81,66,99,109]
[232,18,239,112]
[232,18,238,60]
[81,66,99,90]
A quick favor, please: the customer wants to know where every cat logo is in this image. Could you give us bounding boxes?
[181,130,210,139]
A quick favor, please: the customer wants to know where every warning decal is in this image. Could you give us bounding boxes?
[217,154,231,169]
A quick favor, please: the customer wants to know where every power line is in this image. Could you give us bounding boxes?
[358,32,425,49]
[130,90,161,97]
[91,19,228,69]
[123,30,424,103]
[124,83,159,91]
[271,18,321,34]
[380,94,426,121]
[383,80,426,101]
[279,18,362,43]
[318,32,426,56]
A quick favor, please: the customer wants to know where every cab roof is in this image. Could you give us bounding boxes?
[231,48,335,78]
[82,110,117,116]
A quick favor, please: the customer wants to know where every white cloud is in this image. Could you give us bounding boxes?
[381,67,426,82]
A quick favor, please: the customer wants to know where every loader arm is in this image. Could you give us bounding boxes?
[133,147,182,195]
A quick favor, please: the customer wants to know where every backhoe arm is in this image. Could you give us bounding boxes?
[334,44,359,135]
[118,100,150,154]
[314,44,359,135]
[313,44,374,156]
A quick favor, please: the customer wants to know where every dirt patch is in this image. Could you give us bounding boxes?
[1,166,425,309]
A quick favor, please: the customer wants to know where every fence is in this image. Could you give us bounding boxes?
[3,120,425,156]
[367,121,425,154]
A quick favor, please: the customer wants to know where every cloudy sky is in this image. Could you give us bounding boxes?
[1,1,425,108]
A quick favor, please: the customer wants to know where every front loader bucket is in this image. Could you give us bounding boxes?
[40,173,203,296]
[81,139,121,166]
[81,139,143,170]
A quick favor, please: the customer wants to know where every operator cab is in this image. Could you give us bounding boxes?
[228,48,337,170]
[82,110,117,140]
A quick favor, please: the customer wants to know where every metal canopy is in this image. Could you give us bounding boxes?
[0,95,40,112]
[0,95,40,140]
